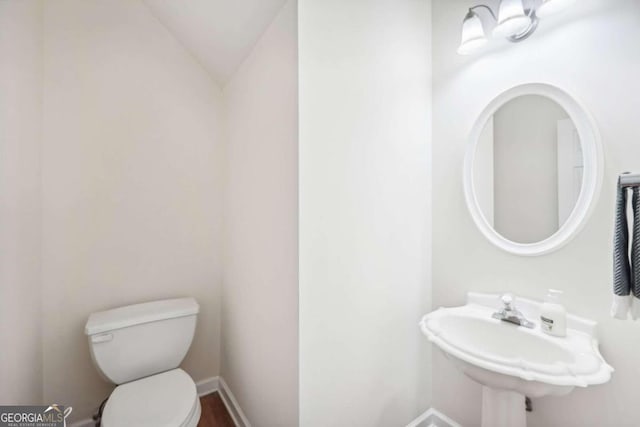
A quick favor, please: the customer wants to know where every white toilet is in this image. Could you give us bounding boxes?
[85,297,201,427]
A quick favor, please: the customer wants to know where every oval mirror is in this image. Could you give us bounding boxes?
[464,84,602,256]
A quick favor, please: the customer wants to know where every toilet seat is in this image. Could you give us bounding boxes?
[101,368,201,427]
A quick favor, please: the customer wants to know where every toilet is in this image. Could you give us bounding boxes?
[85,297,201,427]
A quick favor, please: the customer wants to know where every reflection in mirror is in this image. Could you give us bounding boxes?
[473,95,583,244]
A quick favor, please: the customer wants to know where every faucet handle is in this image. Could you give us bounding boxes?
[501,293,514,309]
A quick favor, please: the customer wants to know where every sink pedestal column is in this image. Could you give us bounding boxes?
[481,386,526,427]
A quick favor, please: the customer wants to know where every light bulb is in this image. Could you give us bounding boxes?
[458,10,488,55]
[493,0,532,38]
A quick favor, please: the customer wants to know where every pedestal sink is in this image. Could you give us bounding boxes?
[420,292,613,427]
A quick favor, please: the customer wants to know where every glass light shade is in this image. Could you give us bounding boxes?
[492,0,532,38]
[457,11,488,55]
[537,0,576,17]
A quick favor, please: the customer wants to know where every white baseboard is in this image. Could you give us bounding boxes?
[69,374,242,427]
[70,380,448,427]
[218,377,251,427]
[406,408,462,427]
[196,376,220,396]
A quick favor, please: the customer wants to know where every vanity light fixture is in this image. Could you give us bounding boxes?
[492,0,534,38]
[458,8,489,55]
[458,0,572,55]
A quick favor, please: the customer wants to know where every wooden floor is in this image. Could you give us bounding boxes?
[198,393,235,427]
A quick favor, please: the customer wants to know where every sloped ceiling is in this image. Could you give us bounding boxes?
[144,0,288,85]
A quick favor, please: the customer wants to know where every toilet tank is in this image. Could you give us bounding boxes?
[85,297,199,385]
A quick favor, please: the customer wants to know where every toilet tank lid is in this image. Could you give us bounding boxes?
[85,297,199,336]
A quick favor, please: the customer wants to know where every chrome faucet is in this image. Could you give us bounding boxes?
[492,294,535,329]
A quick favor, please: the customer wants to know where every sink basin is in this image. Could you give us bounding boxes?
[438,315,574,366]
[420,292,613,427]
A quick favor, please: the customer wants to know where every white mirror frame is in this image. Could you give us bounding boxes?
[463,83,603,256]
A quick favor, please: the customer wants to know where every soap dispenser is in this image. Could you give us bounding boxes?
[540,289,567,337]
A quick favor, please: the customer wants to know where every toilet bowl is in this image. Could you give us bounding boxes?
[85,298,200,427]
[101,369,200,427]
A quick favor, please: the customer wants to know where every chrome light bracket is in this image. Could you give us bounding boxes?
[507,8,540,43]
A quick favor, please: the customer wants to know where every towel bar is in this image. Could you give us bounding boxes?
[619,172,640,187]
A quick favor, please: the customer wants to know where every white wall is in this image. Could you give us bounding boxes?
[0,0,43,405]
[221,1,298,426]
[143,0,288,85]
[41,0,224,421]
[299,1,432,426]
[432,1,640,426]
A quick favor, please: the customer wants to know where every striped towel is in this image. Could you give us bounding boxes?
[612,179,640,319]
